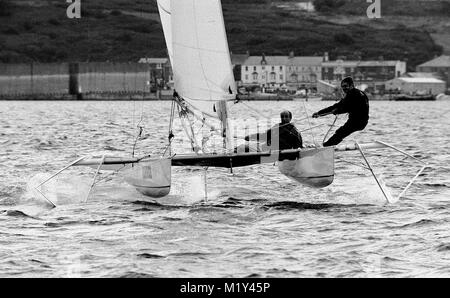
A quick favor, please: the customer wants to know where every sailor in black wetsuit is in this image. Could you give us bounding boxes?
[244,110,303,150]
[312,77,369,146]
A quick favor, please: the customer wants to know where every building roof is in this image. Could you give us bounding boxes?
[244,56,290,66]
[139,58,169,64]
[243,55,324,66]
[322,60,403,67]
[287,57,323,66]
[417,55,450,68]
[403,72,440,78]
[231,54,249,65]
[322,60,359,67]
[357,61,402,67]
[391,77,445,84]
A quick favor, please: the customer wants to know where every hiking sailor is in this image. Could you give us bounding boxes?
[312,77,369,146]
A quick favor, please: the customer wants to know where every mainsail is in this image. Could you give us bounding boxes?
[171,0,237,119]
[157,0,173,66]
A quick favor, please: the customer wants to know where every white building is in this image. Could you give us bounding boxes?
[241,53,323,89]
[385,77,446,95]
[241,54,287,88]
[285,54,323,89]
[416,55,450,89]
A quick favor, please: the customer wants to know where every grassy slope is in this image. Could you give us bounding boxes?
[0,0,446,70]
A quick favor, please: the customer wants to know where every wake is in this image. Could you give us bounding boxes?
[25,173,91,207]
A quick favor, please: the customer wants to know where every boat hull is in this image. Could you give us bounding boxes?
[135,186,171,198]
[278,147,335,188]
[122,158,172,198]
[393,95,435,101]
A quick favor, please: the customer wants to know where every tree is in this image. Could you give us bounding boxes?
[0,0,13,16]
[313,0,346,13]
[334,33,354,44]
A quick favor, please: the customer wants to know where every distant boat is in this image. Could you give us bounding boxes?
[436,93,450,100]
[393,94,436,101]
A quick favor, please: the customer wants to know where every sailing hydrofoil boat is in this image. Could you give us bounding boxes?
[34,0,428,207]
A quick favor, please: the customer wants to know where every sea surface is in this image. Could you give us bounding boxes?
[0,100,449,278]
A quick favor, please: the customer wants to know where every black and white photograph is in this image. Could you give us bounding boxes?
[0,0,449,282]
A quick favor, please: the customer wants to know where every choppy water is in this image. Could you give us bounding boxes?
[0,100,449,278]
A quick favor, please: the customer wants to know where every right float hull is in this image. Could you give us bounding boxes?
[278,147,335,188]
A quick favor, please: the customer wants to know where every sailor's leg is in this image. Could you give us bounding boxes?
[323,122,359,147]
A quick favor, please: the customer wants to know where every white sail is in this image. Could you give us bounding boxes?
[171,0,236,118]
[157,0,173,67]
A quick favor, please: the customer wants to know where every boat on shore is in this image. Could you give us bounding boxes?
[393,94,436,101]
[436,93,450,100]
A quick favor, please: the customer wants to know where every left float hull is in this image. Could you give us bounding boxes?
[122,159,172,198]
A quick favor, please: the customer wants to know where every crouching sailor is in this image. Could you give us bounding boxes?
[239,110,304,152]
[312,76,369,146]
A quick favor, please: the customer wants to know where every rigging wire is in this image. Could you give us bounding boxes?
[162,99,176,157]
[323,115,339,144]
[131,82,146,158]
[236,100,272,120]
[301,100,318,146]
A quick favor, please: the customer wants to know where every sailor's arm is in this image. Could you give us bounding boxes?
[312,103,339,118]
[312,96,351,118]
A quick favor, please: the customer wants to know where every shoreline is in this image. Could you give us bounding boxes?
[0,93,440,101]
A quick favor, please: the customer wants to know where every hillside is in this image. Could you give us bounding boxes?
[0,0,447,70]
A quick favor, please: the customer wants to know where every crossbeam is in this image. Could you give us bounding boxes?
[72,142,388,169]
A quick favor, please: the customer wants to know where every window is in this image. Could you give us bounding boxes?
[156,63,162,69]
[245,66,248,71]
[252,73,258,81]
[272,66,275,71]
[280,66,283,71]
[245,75,249,81]
[270,72,276,81]
[280,74,283,81]
[253,66,256,71]
[262,66,265,70]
